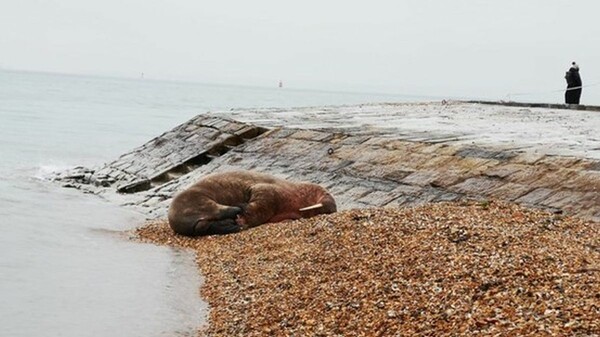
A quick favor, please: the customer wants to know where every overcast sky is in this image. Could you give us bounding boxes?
[2,0,600,103]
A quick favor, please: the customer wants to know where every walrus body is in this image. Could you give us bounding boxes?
[168,170,337,236]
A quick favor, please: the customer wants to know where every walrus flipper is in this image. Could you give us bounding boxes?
[217,205,244,220]
[205,219,241,235]
[203,205,243,235]
[239,183,280,228]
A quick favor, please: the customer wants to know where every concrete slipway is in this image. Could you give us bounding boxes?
[54,101,600,223]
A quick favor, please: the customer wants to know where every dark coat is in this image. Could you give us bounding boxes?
[565,67,582,104]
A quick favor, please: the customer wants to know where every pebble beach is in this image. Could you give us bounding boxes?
[135,200,600,336]
[51,100,600,336]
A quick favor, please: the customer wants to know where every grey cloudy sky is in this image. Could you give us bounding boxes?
[2,0,600,103]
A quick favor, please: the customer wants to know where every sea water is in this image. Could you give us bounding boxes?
[0,70,424,336]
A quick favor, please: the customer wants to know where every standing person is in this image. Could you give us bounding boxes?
[565,62,582,104]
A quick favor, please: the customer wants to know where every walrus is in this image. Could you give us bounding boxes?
[167,170,337,236]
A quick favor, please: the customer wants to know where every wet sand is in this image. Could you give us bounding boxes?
[135,200,599,336]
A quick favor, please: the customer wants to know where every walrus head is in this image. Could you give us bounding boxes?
[296,187,337,218]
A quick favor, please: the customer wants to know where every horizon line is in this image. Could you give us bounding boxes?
[1,67,463,101]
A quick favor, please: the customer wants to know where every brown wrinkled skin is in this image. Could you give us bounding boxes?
[168,170,337,236]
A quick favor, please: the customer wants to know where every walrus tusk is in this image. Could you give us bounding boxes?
[299,203,323,211]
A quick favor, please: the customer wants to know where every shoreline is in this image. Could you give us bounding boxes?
[135,200,599,336]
